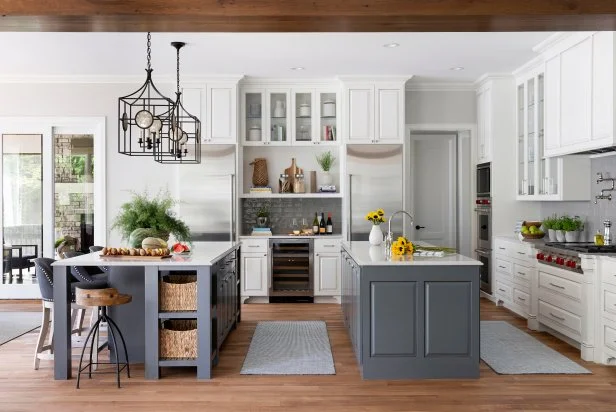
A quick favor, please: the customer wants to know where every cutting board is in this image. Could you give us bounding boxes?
[99,254,173,260]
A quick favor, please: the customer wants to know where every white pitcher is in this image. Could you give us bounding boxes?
[273,100,285,118]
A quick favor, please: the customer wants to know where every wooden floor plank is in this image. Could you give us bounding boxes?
[0,298,615,412]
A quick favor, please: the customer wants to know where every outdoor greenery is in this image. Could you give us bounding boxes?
[111,190,191,242]
[315,151,336,172]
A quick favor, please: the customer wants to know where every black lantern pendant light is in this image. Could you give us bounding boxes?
[118,32,174,157]
[155,42,201,164]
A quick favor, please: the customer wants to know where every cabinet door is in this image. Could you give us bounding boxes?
[592,32,615,141]
[314,253,341,296]
[545,55,560,152]
[476,90,486,162]
[241,253,268,296]
[345,85,374,143]
[242,89,266,145]
[375,87,404,143]
[291,89,317,146]
[317,90,339,145]
[266,89,291,146]
[482,88,492,161]
[516,83,526,196]
[560,38,592,148]
[206,84,237,143]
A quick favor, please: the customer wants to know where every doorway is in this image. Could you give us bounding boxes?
[407,128,472,257]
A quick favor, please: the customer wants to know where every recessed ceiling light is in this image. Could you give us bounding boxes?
[383,42,400,48]
[290,67,305,71]
[450,66,465,71]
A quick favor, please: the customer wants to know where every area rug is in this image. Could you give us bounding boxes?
[0,312,40,346]
[480,321,591,374]
[241,321,335,375]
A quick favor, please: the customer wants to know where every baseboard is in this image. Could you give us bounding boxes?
[314,296,341,304]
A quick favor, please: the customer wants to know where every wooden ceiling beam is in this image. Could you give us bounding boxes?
[0,1,616,32]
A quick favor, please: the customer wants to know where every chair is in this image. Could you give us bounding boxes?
[75,287,132,389]
[89,246,104,253]
[2,247,11,281]
[62,251,109,284]
[32,258,107,370]
[10,244,38,277]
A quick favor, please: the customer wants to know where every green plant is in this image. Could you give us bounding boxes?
[54,237,65,249]
[551,217,563,231]
[111,190,190,242]
[315,151,336,172]
[257,206,270,218]
[542,214,557,230]
[558,215,583,232]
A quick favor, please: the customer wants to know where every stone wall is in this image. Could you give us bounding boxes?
[241,198,342,235]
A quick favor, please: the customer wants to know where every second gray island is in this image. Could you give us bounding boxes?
[341,241,482,380]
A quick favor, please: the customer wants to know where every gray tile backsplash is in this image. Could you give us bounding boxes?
[241,198,342,235]
[540,155,616,241]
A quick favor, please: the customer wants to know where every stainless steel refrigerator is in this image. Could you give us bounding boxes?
[177,145,236,241]
[347,144,405,241]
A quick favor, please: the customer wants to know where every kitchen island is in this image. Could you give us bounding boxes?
[341,241,482,379]
[52,242,240,381]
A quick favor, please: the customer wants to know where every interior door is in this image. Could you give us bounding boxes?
[410,133,457,248]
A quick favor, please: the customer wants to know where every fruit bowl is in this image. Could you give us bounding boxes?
[520,220,545,240]
[521,232,545,240]
[523,220,542,228]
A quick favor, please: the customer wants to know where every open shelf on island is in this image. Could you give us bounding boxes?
[240,193,342,199]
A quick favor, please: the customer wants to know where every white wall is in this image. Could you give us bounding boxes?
[406,90,476,125]
[0,82,181,245]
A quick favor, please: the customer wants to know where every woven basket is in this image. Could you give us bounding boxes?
[159,274,197,311]
[250,158,268,187]
[159,319,197,359]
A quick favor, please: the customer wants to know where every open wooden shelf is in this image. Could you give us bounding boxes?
[240,193,342,199]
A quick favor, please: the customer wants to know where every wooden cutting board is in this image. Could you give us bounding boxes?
[99,254,173,260]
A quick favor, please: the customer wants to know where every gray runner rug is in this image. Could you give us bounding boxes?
[481,321,591,374]
[241,321,335,375]
[0,312,40,346]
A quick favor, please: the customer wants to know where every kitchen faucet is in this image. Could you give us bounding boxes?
[385,210,414,257]
[594,173,615,204]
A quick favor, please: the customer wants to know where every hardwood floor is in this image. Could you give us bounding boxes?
[0,298,615,412]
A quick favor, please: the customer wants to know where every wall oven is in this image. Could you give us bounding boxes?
[475,248,492,295]
[475,196,492,294]
[476,162,491,198]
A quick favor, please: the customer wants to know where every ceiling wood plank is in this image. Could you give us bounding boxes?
[0,1,615,31]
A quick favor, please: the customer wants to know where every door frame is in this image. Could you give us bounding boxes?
[0,116,106,299]
[406,123,476,256]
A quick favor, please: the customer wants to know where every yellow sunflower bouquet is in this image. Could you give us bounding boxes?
[365,208,386,225]
[391,236,415,256]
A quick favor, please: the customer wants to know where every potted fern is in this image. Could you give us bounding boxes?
[315,150,336,186]
[111,190,191,247]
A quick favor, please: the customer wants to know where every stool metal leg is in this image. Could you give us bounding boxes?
[106,315,131,378]
[76,317,102,389]
[105,313,121,388]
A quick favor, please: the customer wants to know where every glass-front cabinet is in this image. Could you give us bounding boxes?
[517,70,558,200]
[242,86,339,146]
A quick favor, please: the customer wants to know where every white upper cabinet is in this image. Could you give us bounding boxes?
[476,85,492,163]
[181,80,239,145]
[539,32,616,156]
[342,79,407,144]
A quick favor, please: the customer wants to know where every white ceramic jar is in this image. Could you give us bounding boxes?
[299,104,311,117]
[248,126,261,141]
[322,100,336,117]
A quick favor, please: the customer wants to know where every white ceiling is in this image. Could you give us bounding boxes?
[0,32,554,82]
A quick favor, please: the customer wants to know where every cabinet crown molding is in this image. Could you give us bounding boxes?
[474,73,514,89]
[512,56,545,79]
[405,81,475,92]
[337,75,412,84]
[240,77,341,87]
[0,73,244,84]
[532,32,596,55]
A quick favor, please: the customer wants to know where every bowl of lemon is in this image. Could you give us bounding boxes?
[520,221,545,239]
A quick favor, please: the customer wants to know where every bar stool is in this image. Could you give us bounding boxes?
[75,287,132,389]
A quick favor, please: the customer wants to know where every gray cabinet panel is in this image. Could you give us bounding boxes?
[370,281,417,357]
[425,281,472,357]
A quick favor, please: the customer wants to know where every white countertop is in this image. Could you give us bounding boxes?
[342,241,482,266]
[52,242,239,267]
[240,235,343,239]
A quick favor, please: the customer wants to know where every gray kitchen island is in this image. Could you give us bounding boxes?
[341,241,482,379]
[52,242,240,381]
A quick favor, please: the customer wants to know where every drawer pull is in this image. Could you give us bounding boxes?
[517,296,526,301]
[498,265,507,269]
[517,272,526,276]
[549,312,565,321]
[248,245,260,248]
[323,244,336,248]
[499,247,506,250]
[517,252,525,255]
[498,288,506,293]
[548,282,565,289]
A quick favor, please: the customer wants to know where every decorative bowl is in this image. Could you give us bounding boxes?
[521,232,545,240]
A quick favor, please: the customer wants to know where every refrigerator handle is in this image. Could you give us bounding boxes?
[230,174,236,242]
[348,174,353,242]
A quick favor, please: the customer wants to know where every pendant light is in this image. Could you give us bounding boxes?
[118,32,174,157]
[155,41,201,164]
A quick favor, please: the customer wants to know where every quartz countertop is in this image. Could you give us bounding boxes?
[342,241,482,266]
[240,235,343,239]
[52,242,239,267]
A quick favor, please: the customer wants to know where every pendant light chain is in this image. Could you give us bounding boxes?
[176,45,181,94]
[146,32,152,71]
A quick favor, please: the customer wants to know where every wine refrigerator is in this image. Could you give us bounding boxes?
[269,239,313,302]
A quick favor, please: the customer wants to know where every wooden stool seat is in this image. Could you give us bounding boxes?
[75,287,132,307]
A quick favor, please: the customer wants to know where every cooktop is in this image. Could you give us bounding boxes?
[544,242,616,254]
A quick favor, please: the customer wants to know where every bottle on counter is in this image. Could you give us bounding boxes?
[312,213,319,235]
[595,230,604,245]
[319,212,326,235]
[326,212,333,235]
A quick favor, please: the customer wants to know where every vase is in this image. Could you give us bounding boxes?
[565,231,579,242]
[369,224,384,246]
[320,171,333,186]
[256,216,269,228]
[369,245,384,262]
[274,100,285,118]
[548,229,557,242]
[555,230,566,242]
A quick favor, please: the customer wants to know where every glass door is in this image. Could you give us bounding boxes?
[2,134,43,289]
[266,90,290,145]
[517,83,525,196]
[318,92,338,144]
[293,90,315,145]
[526,77,536,196]
[242,90,265,145]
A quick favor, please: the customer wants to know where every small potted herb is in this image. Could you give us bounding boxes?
[256,206,270,228]
[562,216,584,242]
[315,151,336,186]
[552,216,565,242]
[542,215,558,242]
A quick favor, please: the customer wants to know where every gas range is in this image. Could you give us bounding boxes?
[535,242,616,273]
